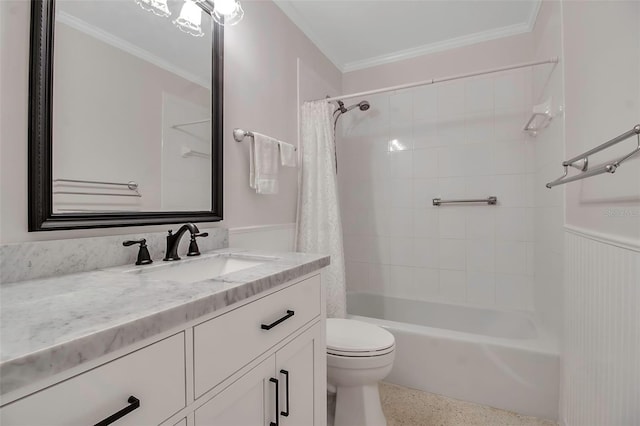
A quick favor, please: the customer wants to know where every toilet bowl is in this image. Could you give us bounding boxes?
[327,318,395,426]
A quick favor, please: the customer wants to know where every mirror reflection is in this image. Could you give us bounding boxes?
[52,0,213,213]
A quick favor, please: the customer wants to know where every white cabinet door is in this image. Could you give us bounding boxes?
[194,275,321,398]
[195,355,277,426]
[276,323,325,426]
[195,323,325,426]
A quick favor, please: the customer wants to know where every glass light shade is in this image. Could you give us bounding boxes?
[212,0,244,26]
[174,0,204,37]
[135,0,171,17]
[213,0,237,15]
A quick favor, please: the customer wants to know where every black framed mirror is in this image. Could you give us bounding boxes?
[28,0,223,231]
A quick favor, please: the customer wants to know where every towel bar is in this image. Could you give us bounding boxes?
[433,197,497,206]
[546,124,640,188]
[233,128,297,151]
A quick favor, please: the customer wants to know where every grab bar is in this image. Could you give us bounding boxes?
[432,196,497,206]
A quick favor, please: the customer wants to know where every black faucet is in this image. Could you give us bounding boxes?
[163,223,208,261]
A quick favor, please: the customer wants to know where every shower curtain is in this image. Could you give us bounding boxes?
[296,101,346,318]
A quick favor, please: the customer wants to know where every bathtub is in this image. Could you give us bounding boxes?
[347,292,560,420]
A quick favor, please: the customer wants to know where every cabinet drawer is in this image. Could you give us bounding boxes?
[194,274,321,398]
[1,333,186,426]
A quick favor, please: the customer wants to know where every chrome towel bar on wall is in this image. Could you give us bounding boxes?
[432,196,497,206]
[233,128,297,151]
[546,124,640,188]
[53,178,141,197]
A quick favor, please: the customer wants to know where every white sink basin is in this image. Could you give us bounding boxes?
[127,255,269,284]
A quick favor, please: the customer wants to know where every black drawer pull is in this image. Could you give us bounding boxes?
[261,310,295,330]
[280,369,290,417]
[94,396,140,426]
[269,377,279,426]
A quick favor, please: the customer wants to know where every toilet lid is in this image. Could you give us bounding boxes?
[326,319,395,355]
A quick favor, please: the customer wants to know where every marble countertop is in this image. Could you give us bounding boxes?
[0,248,329,396]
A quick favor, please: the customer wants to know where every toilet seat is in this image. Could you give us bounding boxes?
[326,319,395,358]
[327,346,395,357]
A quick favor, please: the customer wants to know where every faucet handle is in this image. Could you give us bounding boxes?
[122,239,153,265]
[187,232,208,257]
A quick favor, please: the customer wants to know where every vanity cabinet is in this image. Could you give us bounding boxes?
[195,323,323,426]
[0,272,326,426]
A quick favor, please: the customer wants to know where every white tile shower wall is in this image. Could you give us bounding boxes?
[530,0,565,338]
[338,68,536,310]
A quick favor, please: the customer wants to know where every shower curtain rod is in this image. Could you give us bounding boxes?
[313,57,559,103]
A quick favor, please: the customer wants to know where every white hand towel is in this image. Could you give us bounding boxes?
[250,132,280,194]
[279,142,297,167]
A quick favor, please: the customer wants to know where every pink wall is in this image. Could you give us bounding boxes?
[222,0,340,230]
[342,32,533,94]
[560,2,640,425]
[562,1,640,242]
[53,23,211,213]
[0,0,341,243]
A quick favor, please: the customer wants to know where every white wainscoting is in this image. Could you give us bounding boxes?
[562,228,640,426]
[228,224,296,252]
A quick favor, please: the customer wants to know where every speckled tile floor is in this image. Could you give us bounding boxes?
[379,382,557,426]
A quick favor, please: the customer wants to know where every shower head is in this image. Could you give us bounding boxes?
[344,100,370,113]
[334,99,370,115]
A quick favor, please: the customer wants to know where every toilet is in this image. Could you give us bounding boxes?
[326,318,396,426]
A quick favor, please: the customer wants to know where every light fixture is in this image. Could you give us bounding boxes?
[174,0,205,37]
[135,0,171,17]
[136,0,244,37]
[212,0,244,26]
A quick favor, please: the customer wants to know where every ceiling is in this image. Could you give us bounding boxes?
[274,0,541,72]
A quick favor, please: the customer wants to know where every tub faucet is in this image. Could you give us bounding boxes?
[163,223,208,261]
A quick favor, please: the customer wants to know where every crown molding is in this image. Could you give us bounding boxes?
[276,0,543,74]
[343,22,532,73]
[56,11,210,89]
